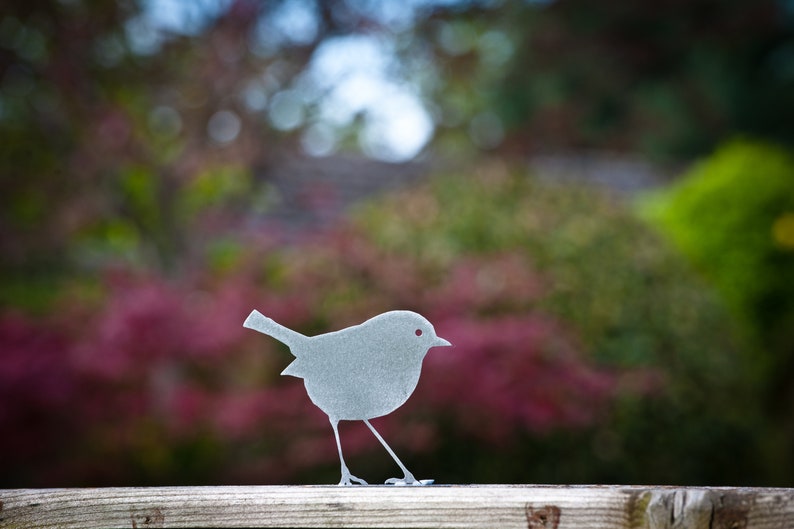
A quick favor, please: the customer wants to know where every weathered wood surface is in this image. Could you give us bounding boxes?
[1,485,792,529]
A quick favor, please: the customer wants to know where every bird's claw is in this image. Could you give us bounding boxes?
[385,476,434,486]
[338,473,368,486]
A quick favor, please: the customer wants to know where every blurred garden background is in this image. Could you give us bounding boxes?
[1,0,793,487]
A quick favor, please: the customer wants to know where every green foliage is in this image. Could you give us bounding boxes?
[640,140,794,353]
[180,165,254,220]
[443,0,794,160]
[639,140,794,484]
[120,166,166,232]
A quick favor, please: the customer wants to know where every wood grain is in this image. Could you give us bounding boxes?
[1,485,792,529]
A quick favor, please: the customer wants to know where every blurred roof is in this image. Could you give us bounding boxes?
[250,151,665,240]
[253,154,429,237]
[530,152,668,195]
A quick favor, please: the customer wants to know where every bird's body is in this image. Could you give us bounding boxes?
[243,309,451,485]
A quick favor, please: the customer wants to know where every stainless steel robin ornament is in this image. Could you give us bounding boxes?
[244,309,451,485]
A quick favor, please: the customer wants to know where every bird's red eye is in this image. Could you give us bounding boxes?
[415,329,423,337]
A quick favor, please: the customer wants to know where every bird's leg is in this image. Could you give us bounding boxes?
[331,419,368,486]
[363,419,427,486]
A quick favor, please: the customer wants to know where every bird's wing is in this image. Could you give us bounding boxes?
[278,330,351,379]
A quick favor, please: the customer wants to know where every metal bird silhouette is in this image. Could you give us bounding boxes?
[243,309,451,485]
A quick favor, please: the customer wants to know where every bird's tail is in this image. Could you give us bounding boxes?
[243,310,306,352]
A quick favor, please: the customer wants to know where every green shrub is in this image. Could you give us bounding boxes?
[640,140,794,347]
[639,140,794,484]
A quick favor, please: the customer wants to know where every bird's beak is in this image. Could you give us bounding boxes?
[433,336,452,348]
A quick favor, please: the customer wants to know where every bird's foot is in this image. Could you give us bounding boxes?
[385,474,434,486]
[338,472,368,486]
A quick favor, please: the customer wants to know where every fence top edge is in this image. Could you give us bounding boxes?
[2,484,793,493]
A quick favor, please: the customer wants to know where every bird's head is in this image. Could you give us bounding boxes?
[381,310,452,354]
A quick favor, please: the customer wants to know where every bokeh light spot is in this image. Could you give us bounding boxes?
[207,110,241,144]
[301,122,338,157]
[268,90,305,131]
[148,105,182,139]
[241,81,268,112]
[124,16,162,55]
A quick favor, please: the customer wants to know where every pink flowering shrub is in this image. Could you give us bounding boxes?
[0,230,640,485]
[421,316,615,441]
[0,314,78,465]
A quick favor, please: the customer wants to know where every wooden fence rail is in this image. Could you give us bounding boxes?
[1,485,792,529]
